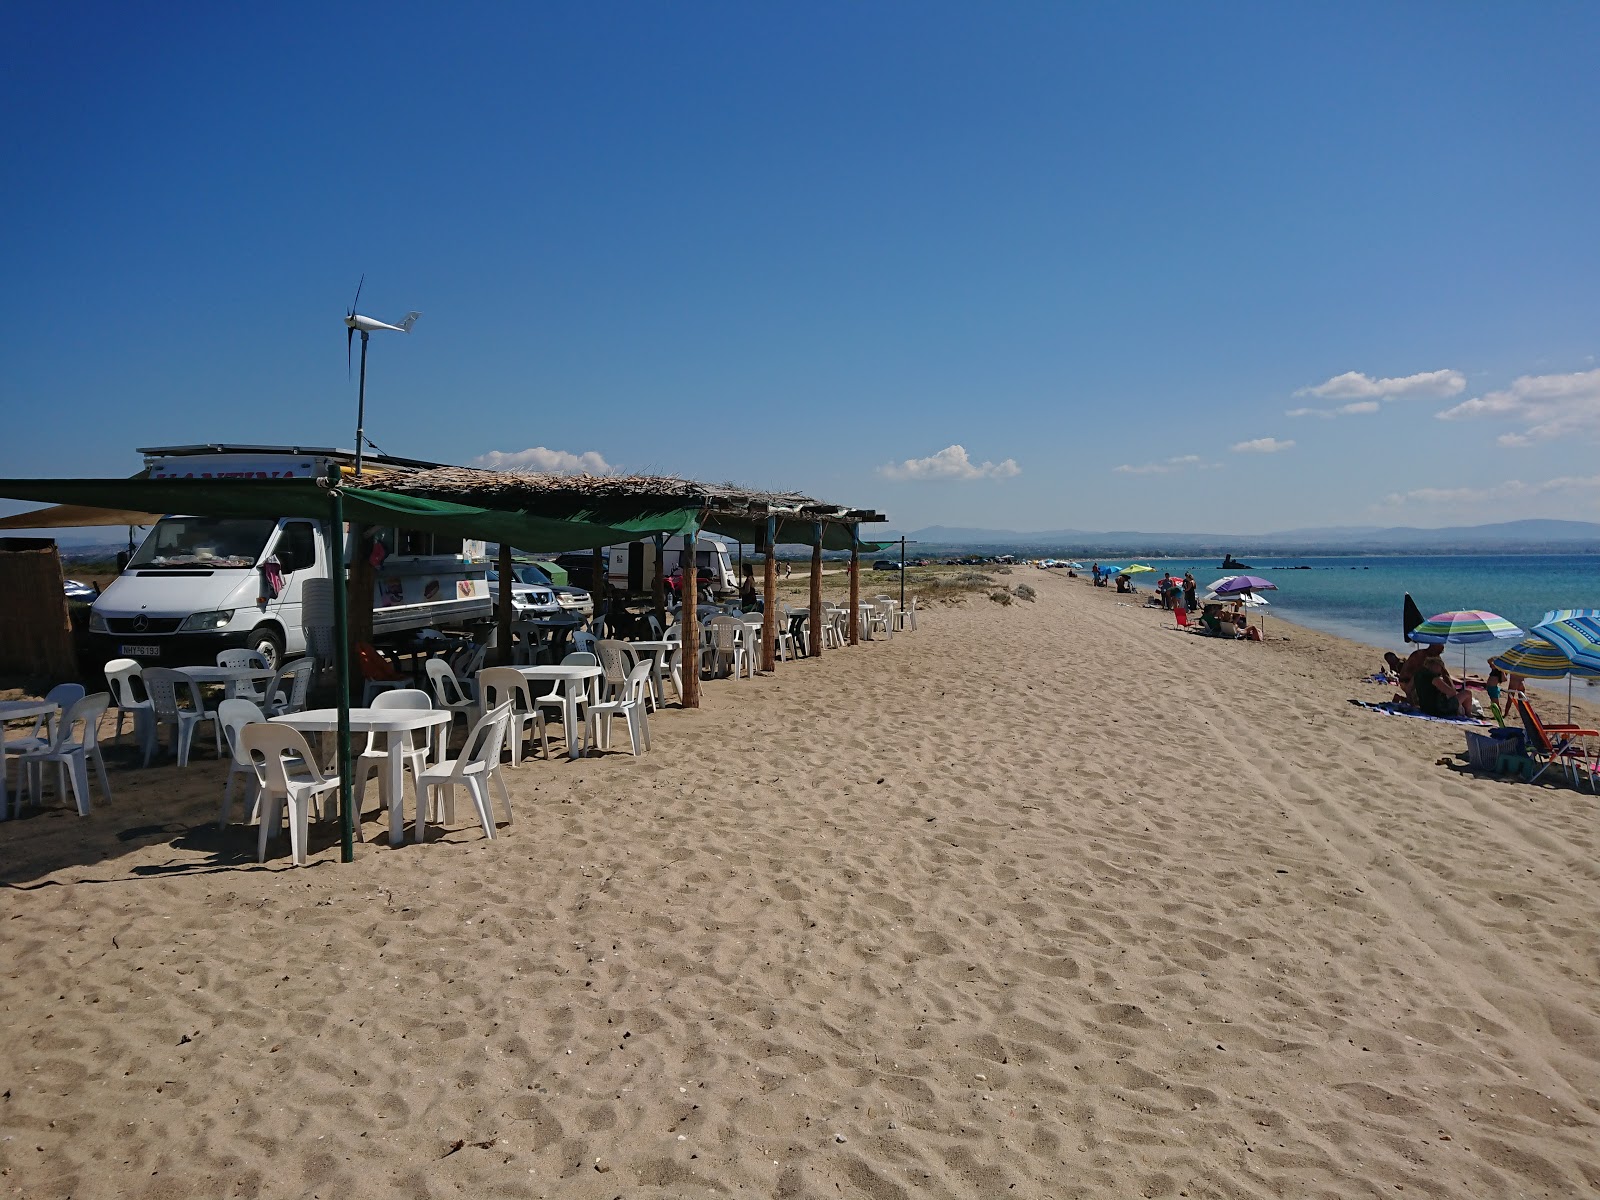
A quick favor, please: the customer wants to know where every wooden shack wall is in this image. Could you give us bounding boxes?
[0,538,76,679]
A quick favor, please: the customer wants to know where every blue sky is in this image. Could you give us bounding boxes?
[4,2,1599,536]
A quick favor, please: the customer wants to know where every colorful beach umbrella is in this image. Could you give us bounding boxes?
[1532,614,1600,673]
[1408,610,1523,645]
[1490,635,1600,724]
[1121,564,1154,575]
[1411,609,1523,679]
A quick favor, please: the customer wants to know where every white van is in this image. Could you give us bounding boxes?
[607,532,738,597]
[88,446,492,668]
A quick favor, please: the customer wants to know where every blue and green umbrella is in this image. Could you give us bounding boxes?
[1410,609,1523,679]
[1489,635,1600,723]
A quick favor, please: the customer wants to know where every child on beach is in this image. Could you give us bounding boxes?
[1486,666,1505,725]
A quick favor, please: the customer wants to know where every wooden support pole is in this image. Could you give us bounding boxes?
[760,517,777,672]
[681,544,700,708]
[347,527,375,677]
[809,523,823,659]
[848,523,861,645]
[496,543,514,665]
[591,545,605,634]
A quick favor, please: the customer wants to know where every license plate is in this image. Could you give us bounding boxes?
[120,644,160,657]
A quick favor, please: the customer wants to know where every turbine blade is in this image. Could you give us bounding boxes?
[350,274,364,316]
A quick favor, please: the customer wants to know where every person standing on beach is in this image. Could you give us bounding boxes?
[1182,572,1197,610]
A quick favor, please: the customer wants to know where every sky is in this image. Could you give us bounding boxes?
[4,2,1599,537]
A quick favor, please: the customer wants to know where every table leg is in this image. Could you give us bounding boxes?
[563,681,582,759]
[389,740,407,845]
[0,747,9,820]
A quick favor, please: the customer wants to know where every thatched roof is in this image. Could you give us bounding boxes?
[347,465,885,525]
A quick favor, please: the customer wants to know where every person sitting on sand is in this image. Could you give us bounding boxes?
[1412,646,1472,718]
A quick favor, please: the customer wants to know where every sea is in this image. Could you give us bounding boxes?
[1083,553,1600,677]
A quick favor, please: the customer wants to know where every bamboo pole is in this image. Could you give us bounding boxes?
[682,539,700,708]
[848,523,860,645]
[809,523,823,659]
[760,517,777,672]
[496,543,513,666]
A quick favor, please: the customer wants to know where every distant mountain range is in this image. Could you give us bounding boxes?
[877,519,1600,556]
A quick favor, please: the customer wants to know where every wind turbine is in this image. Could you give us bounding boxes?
[343,276,421,475]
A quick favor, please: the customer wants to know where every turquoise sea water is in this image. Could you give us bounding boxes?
[1092,554,1600,674]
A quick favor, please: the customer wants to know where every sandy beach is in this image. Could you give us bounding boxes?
[3,569,1598,1199]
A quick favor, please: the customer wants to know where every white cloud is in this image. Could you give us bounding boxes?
[1377,474,1600,511]
[1286,406,1336,420]
[1296,369,1465,401]
[1231,437,1295,454]
[878,444,1021,481]
[1113,454,1210,475]
[1435,368,1600,446]
[1339,400,1381,415]
[471,446,614,474]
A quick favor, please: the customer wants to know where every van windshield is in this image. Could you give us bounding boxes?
[128,517,276,569]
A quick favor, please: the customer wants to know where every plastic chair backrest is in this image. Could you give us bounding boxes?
[104,658,147,706]
[623,659,653,703]
[1516,697,1555,753]
[646,615,663,639]
[29,683,86,740]
[357,643,404,682]
[426,657,471,707]
[571,630,597,655]
[47,692,109,753]
[595,640,635,687]
[217,698,265,763]
[277,659,315,711]
[477,667,532,713]
[708,617,741,649]
[217,649,268,670]
[448,701,512,781]
[372,687,431,712]
[240,722,326,794]
[561,651,598,667]
[143,668,201,720]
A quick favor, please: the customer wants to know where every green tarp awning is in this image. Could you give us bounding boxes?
[0,478,703,552]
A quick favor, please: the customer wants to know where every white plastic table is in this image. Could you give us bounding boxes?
[0,699,58,821]
[270,707,451,845]
[516,664,602,757]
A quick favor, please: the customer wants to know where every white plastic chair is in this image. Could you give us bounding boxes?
[242,722,341,866]
[426,657,479,737]
[594,639,638,702]
[18,692,111,818]
[528,651,596,743]
[706,616,750,680]
[216,649,269,700]
[477,667,549,766]
[448,643,488,698]
[104,658,156,756]
[263,658,314,717]
[896,595,918,632]
[585,660,653,756]
[570,630,597,656]
[416,701,513,841]
[3,683,85,762]
[353,688,436,821]
[142,667,214,767]
[216,697,265,828]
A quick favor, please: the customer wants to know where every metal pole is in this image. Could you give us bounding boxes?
[899,535,906,610]
[327,467,355,863]
[354,330,369,476]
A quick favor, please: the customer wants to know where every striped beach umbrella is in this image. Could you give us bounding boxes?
[1411,609,1523,679]
[1532,614,1600,673]
[1492,634,1600,724]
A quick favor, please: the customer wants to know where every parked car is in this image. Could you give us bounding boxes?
[487,569,563,619]
[511,562,593,617]
[64,579,99,601]
[872,560,902,571]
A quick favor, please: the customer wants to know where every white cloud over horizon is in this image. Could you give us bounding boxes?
[471,446,615,474]
[1376,473,1600,514]
[878,444,1021,481]
[1434,368,1600,446]
[1113,454,1216,475]
[1297,369,1466,401]
[1231,437,1295,454]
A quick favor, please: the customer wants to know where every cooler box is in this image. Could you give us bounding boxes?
[1466,728,1524,770]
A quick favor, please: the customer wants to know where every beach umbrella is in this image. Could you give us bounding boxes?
[1203,591,1269,607]
[1489,636,1600,723]
[1411,609,1523,678]
[1403,593,1425,643]
[1121,564,1154,575]
[1532,614,1600,673]
[1213,574,1276,595]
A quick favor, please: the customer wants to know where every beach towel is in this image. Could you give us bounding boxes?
[1349,699,1489,727]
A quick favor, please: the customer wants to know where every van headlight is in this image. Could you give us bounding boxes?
[89,611,109,633]
[178,609,235,632]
